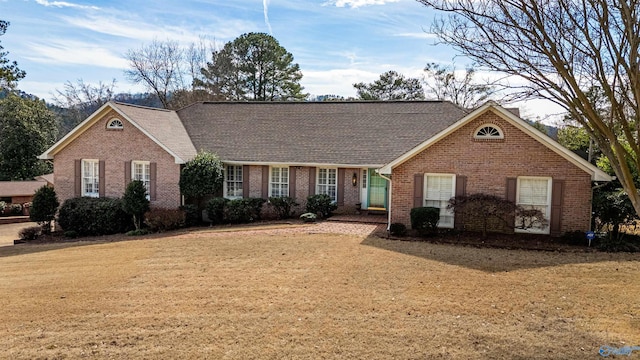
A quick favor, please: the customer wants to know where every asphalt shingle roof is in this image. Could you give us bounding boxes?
[111,102,198,163]
[177,101,468,166]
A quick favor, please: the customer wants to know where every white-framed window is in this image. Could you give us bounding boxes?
[270,166,289,198]
[424,173,456,228]
[107,118,124,130]
[474,124,503,139]
[224,165,243,199]
[132,161,151,198]
[317,168,337,202]
[82,159,100,197]
[516,176,551,234]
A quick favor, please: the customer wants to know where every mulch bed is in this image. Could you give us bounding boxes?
[374,228,596,252]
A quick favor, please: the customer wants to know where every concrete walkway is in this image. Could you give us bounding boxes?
[0,222,38,247]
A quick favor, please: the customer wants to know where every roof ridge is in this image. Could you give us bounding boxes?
[195,100,452,105]
[111,101,174,112]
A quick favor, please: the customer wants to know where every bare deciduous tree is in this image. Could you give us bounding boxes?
[125,40,186,109]
[423,62,496,108]
[419,0,640,216]
[53,79,116,136]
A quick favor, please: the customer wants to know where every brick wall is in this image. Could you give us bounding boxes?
[391,111,593,233]
[54,110,182,208]
[243,165,362,215]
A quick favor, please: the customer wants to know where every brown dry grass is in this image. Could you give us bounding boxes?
[0,226,638,359]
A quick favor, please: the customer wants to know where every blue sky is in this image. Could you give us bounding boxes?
[1,0,561,120]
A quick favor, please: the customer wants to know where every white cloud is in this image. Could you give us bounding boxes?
[60,13,252,43]
[24,40,129,69]
[263,0,273,35]
[323,0,400,8]
[394,32,438,39]
[35,0,100,10]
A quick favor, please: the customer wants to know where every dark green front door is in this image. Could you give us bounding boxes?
[367,169,387,209]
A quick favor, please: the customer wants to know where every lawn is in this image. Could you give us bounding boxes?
[0,225,638,359]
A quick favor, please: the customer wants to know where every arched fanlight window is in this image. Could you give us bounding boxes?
[474,124,503,139]
[107,118,124,129]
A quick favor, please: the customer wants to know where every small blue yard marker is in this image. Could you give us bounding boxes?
[586,231,595,247]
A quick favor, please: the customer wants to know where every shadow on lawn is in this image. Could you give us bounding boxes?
[361,234,640,273]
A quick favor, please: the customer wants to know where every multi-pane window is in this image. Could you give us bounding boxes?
[317,168,337,202]
[132,161,151,197]
[362,169,367,189]
[516,177,551,233]
[225,165,243,199]
[475,124,503,139]
[82,159,99,197]
[424,174,455,228]
[270,167,289,198]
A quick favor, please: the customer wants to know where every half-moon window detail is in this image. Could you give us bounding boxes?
[107,118,124,129]
[475,124,503,139]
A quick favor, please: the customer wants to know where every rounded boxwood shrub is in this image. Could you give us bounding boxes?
[306,194,337,218]
[57,197,131,236]
[389,222,407,237]
[225,198,266,224]
[206,197,229,225]
[410,207,440,236]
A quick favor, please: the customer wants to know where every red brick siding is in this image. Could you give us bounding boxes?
[53,110,182,208]
[391,111,592,233]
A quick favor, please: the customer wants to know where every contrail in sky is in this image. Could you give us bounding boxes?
[263,0,273,34]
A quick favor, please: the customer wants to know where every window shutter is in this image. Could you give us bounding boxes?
[413,174,423,208]
[506,178,517,229]
[309,167,316,196]
[150,162,157,201]
[550,180,564,236]
[242,165,250,198]
[506,178,517,203]
[289,166,297,198]
[454,176,467,230]
[98,160,105,198]
[261,165,269,199]
[74,160,81,197]
[337,168,345,206]
[124,161,132,188]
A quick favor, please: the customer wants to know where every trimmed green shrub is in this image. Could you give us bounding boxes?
[206,197,229,225]
[560,230,587,246]
[122,180,150,230]
[19,226,41,240]
[9,203,22,215]
[225,198,266,224]
[306,194,337,218]
[269,196,299,219]
[144,208,186,232]
[410,207,440,236]
[180,204,200,227]
[30,185,59,234]
[57,197,131,236]
[596,234,640,252]
[389,223,407,237]
[64,230,78,239]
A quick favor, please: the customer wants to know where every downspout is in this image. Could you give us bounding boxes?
[378,171,392,232]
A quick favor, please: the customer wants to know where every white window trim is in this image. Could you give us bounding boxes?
[515,176,552,234]
[223,165,243,199]
[269,166,289,198]
[82,159,99,198]
[132,160,151,200]
[474,123,504,139]
[107,118,124,129]
[423,173,456,229]
[316,167,338,203]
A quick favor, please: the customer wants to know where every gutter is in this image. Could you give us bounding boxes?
[377,171,392,232]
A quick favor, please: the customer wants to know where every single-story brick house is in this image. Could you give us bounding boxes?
[40,100,611,235]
